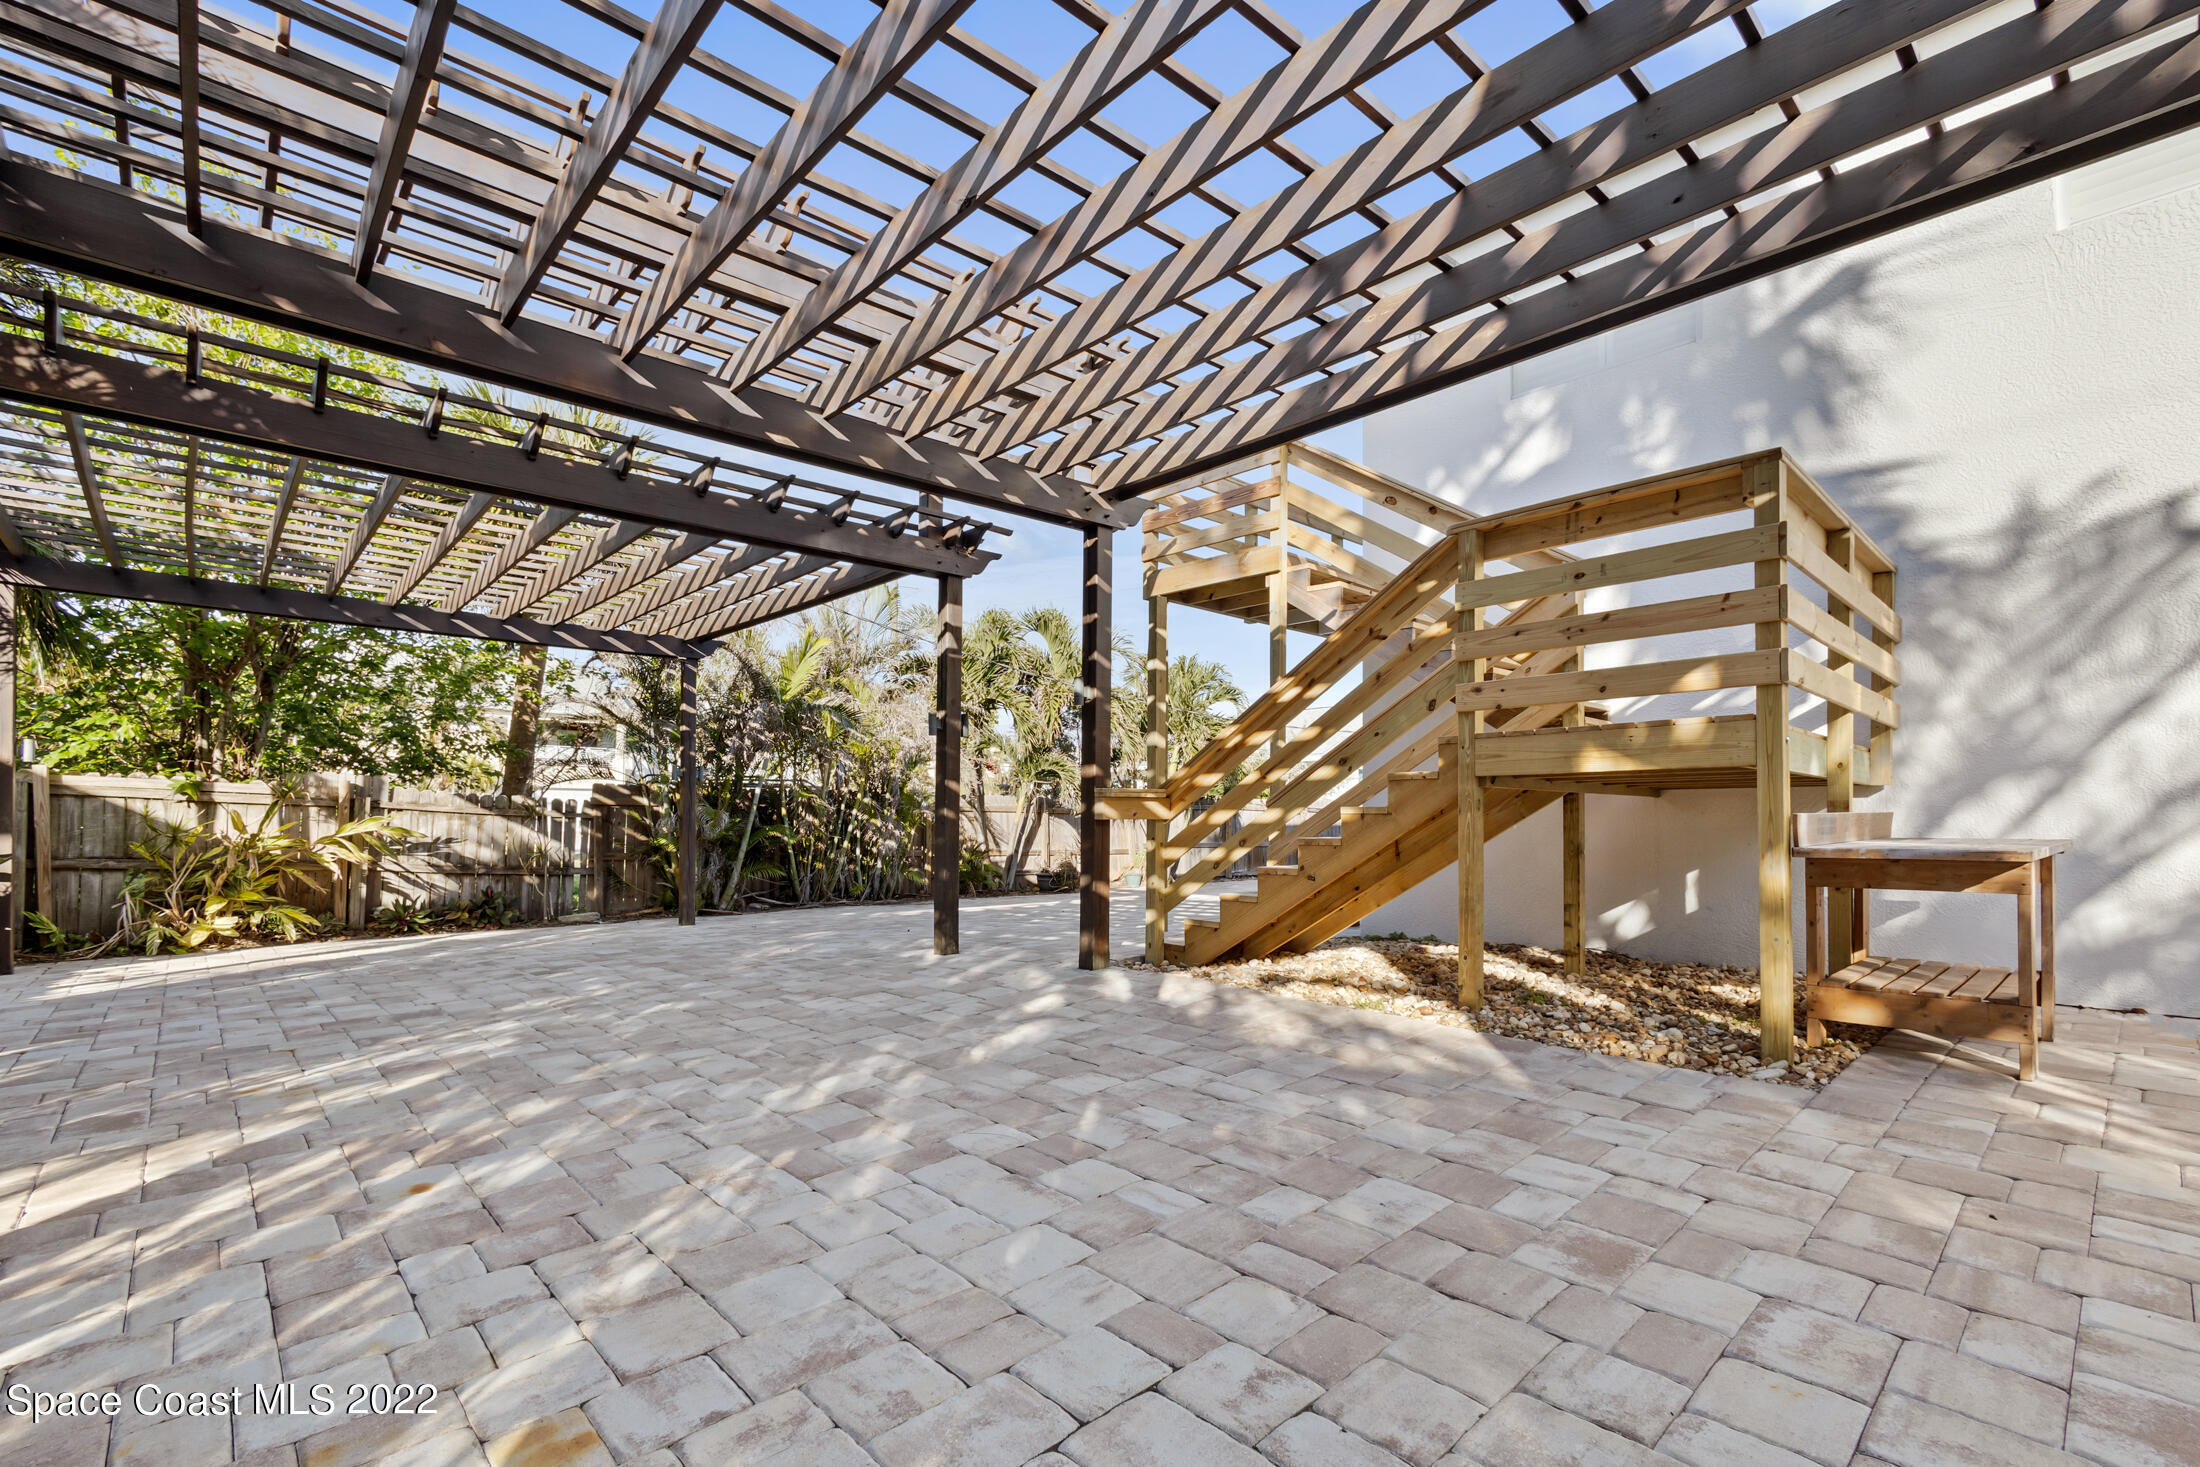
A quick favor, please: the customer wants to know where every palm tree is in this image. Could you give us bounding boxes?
[995,608,1081,887]
[1111,651,1244,783]
[960,608,1033,874]
[1168,655,1245,755]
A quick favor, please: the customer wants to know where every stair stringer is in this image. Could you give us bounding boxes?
[1179,743,1557,965]
[1264,786,1557,957]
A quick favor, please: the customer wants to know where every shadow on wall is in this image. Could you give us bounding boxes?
[1442,260,1891,503]
[1841,466,2200,1011]
[1375,224,2200,1013]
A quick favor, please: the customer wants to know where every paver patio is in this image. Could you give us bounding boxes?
[1,893,2195,1467]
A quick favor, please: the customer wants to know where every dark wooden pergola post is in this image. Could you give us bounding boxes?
[933,574,962,955]
[1078,525,1112,971]
[0,582,13,974]
[677,655,698,927]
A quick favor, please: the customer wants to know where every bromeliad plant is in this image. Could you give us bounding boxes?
[115,796,412,954]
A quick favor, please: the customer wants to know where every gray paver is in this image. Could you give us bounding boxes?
[867,1373,1075,1467]
[1012,1327,1171,1422]
[1060,1392,1268,1467]
[1158,1341,1322,1443]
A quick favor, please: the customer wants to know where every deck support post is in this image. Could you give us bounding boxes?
[1822,529,1858,976]
[676,655,698,927]
[1561,612,1586,978]
[1079,526,1113,970]
[1144,591,1168,964]
[933,574,962,955]
[1454,527,1485,1007]
[0,582,12,973]
[1753,458,1795,1061]
[1268,459,1290,764]
[1562,793,1585,978]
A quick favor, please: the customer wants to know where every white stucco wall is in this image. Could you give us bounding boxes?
[1354,139,2200,1018]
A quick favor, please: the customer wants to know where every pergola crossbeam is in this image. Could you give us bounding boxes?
[924,0,1754,449]
[550,530,715,623]
[327,472,408,594]
[724,0,1237,393]
[604,542,779,630]
[500,519,653,617]
[615,0,977,359]
[663,557,893,639]
[257,454,305,585]
[387,491,493,604]
[0,550,710,657]
[1096,28,2200,492]
[1065,0,2180,473]
[60,411,122,565]
[0,339,988,577]
[350,0,459,282]
[0,0,2182,507]
[997,0,2009,467]
[841,0,1496,418]
[491,0,725,322]
[439,506,581,613]
[0,165,1121,528]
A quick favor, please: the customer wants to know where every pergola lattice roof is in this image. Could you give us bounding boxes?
[0,0,2193,649]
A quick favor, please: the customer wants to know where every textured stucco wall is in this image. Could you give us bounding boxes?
[1354,164,2200,1017]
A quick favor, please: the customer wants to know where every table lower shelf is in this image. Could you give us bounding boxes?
[1823,955,2028,1005]
[1812,955,2038,1042]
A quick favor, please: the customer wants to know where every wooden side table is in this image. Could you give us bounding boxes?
[1795,813,2067,1081]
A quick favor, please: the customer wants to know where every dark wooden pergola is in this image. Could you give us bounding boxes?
[0,0,2193,970]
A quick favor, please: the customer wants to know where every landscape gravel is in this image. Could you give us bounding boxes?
[1132,936,1874,1086]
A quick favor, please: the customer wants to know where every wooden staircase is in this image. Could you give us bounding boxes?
[1173,738,1555,965]
[1102,448,1904,1064]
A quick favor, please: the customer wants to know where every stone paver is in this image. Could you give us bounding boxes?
[0,893,2193,1467]
[1011,1327,1170,1422]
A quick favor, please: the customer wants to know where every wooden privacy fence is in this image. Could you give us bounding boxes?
[19,772,661,939]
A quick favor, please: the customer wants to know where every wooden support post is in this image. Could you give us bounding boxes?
[2032,862,2050,1042]
[338,779,361,927]
[1822,528,1857,982]
[676,655,698,926]
[1870,565,1898,789]
[29,764,50,926]
[1562,792,1585,978]
[1804,873,1826,1048]
[1753,460,1795,1062]
[1266,459,1292,768]
[0,582,13,973]
[1454,528,1485,1007]
[592,798,612,916]
[1144,591,1168,964]
[1560,598,1586,977]
[2017,864,2039,1081]
[1269,468,1291,678]
[933,574,962,956]
[1079,525,1113,970]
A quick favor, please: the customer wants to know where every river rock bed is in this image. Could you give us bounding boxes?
[1132,936,1875,1086]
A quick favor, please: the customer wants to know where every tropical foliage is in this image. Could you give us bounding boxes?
[579,589,1242,908]
[582,586,931,910]
[23,596,551,785]
[113,797,411,955]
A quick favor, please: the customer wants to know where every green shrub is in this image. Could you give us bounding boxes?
[959,842,1002,895]
[119,798,411,955]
